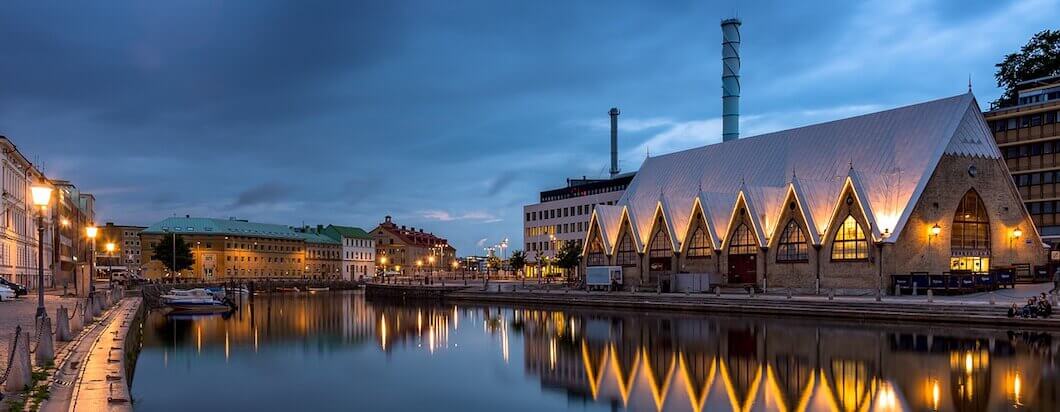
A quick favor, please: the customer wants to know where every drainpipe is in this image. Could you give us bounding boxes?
[761,246,768,292]
[876,241,884,295]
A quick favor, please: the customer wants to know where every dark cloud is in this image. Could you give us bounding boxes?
[232,182,294,208]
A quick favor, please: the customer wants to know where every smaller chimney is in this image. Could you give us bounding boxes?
[609,107,621,178]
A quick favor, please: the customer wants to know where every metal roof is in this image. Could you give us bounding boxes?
[586,92,1003,254]
[142,217,303,240]
[322,225,373,240]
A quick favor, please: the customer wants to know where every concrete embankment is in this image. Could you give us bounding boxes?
[366,284,1060,329]
[40,297,143,412]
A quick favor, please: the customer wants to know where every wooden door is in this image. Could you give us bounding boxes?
[728,254,757,284]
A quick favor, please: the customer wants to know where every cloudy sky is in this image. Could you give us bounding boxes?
[2,0,1057,254]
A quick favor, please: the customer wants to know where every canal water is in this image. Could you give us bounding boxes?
[130,291,1059,411]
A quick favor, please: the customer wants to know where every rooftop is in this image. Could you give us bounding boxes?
[142,217,302,240]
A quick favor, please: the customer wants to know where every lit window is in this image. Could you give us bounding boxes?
[776,219,808,262]
[831,215,868,261]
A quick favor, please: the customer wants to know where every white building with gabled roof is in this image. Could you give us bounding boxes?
[582,92,1045,294]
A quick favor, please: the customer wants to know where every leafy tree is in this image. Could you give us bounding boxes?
[993,30,1060,109]
[509,250,526,274]
[555,240,581,280]
[151,234,195,275]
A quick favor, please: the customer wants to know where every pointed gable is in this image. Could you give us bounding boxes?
[614,93,992,245]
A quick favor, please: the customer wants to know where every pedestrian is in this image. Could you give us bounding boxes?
[1053,267,1060,294]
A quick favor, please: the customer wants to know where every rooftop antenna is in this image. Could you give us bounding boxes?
[968,74,973,93]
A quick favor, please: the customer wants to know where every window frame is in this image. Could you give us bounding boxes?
[776,219,809,263]
[830,215,869,261]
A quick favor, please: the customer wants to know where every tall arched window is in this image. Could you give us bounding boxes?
[687,226,713,258]
[951,190,990,272]
[649,226,672,258]
[586,234,606,266]
[776,219,808,262]
[616,233,638,266]
[831,215,868,261]
[728,223,757,255]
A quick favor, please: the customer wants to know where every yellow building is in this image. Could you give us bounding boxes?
[140,216,307,280]
[371,216,456,275]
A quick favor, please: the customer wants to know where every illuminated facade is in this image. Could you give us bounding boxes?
[98,222,146,276]
[321,224,375,281]
[0,136,61,289]
[582,93,1045,293]
[371,216,456,276]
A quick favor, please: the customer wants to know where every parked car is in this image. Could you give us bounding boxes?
[0,285,16,301]
[0,277,27,296]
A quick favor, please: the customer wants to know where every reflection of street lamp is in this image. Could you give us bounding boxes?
[104,242,116,286]
[30,183,53,319]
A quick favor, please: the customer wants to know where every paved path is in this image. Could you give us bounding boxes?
[0,293,81,379]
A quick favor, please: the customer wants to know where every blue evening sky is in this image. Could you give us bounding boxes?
[3,0,1057,254]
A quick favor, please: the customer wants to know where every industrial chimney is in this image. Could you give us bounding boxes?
[721,18,741,142]
[609,107,621,178]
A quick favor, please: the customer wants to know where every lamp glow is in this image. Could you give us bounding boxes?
[86,226,99,239]
[104,242,116,253]
[930,224,941,237]
[30,185,53,207]
[1013,228,1023,239]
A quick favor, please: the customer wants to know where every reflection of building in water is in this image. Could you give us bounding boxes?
[513,308,1060,411]
[370,301,456,353]
[144,293,379,353]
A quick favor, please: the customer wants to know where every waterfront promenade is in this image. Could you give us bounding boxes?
[368,280,1060,328]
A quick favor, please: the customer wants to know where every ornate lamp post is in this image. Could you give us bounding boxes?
[85,225,98,293]
[30,183,53,319]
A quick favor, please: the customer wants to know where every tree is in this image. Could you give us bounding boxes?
[555,240,581,281]
[509,250,526,275]
[151,234,195,276]
[993,30,1060,109]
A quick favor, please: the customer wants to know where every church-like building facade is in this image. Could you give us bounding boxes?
[582,93,1045,293]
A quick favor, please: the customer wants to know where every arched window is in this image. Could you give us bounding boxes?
[951,190,990,272]
[728,223,757,255]
[687,226,712,258]
[776,219,808,262]
[586,234,606,266]
[616,232,638,266]
[649,226,672,258]
[952,190,990,252]
[831,215,868,261]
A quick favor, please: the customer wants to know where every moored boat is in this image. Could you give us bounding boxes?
[161,288,234,312]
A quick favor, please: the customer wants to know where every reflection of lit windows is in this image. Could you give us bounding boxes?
[830,359,870,412]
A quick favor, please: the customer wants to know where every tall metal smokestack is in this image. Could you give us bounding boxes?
[721,18,741,142]
[609,107,620,178]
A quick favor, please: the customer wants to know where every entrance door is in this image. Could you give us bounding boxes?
[729,254,757,284]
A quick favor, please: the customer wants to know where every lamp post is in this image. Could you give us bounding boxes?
[86,225,98,294]
[30,184,53,318]
[104,242,116,288]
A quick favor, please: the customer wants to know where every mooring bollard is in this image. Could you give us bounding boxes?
[56,307,72,342]
[828,289,835,301]
[927,289,934,303]
[875,288,882,302]
[5,327,31,393]
[714,286,721,297]
[787,288,793,299]
[35,315,55,364]
[748,287,755,298]
[989,292,996,305]
[84,297,95,325]
[912,283,918,296]
[69,304,83,333]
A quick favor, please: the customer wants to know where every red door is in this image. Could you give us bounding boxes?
[728,254,757,284]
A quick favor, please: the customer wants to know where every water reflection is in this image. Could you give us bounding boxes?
[133,291,1060,411]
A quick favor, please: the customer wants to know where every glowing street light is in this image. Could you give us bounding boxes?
[104,242,117,286]
[30,183,52,318]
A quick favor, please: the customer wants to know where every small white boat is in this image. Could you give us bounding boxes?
[307,287,329,292]
[161,288,232,312]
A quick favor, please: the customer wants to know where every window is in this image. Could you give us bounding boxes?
[686,226,712,258]
[776,220,808,262]
[586,236,607,266]
[615,233,638,266]
[728,223,757,255]
[831,215,868,261]
[951,190,990,253]
[649,227,672,258]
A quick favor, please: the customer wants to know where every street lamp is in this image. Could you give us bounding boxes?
[30,184,52,319]
[104,242,116,287]
[86,225,98,293]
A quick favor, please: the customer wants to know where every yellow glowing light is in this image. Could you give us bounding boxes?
[1012,372,1023,406]
[930,223,941,237]
[30,184,53,207]
[379,256,388,264]
[965,353,973,374]
[451,260,459,269]
[416,260,423,267]
[104,242,116,253]
[1012,227,1023,239]
[932,379,940,411]
[85,226,98,239]
[60,218,70,227]
[428,256,436,264]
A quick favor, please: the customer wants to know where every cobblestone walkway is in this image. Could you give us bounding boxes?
[0,293,80,387]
